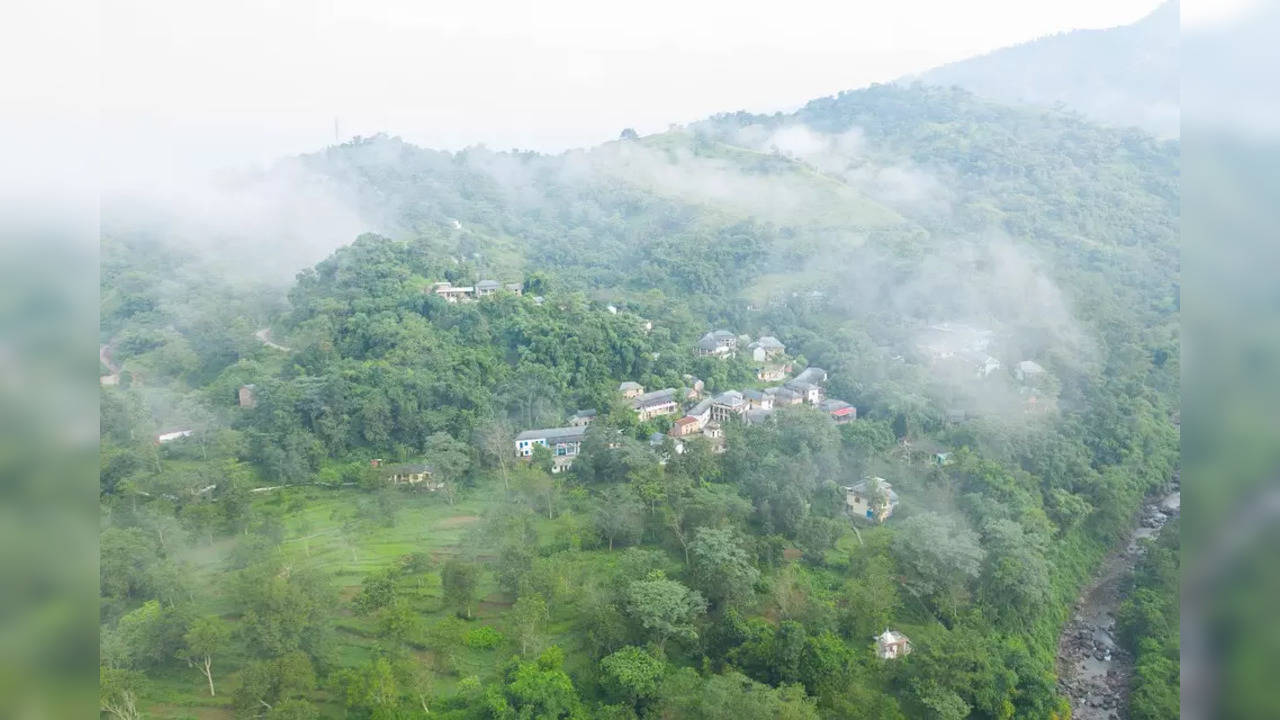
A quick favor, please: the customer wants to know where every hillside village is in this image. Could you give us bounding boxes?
[95,72,1179,719]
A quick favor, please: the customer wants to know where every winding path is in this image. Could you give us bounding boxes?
[254,328,292,352]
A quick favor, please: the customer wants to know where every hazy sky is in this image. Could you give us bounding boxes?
[99,0,1173,181]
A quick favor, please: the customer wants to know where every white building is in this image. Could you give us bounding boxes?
[845,478,899,522]
[875,629,912,660]
[514,426,589,473]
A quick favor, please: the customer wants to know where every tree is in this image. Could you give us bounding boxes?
[979,518,1052,626]
[511,593,550,656]
[688,527,760,608]
[475,418,516,490]
[890,512,984,620]
[425,432,471,505]
[100,667,144,720]
[340,656,401,719]
[600,645,666,708]
[354,569,398,615]
[441,559,479,619]
[652,668,819,720]
[593,485,644,551]
[377,598,422,647]
[113,600,189,669]
[504,646,584,720]
[234,651,316,716]
[839,556,901,641]
[625,571,706,652]
[183,616,230,696]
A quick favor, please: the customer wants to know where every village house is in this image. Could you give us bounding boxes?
[156,430,193,444]
[238,384,257,409]
[385,463,443,490]
[747,336,786,362]
[766,386,802,406]
[669,415,701,438]
[632,388,679,421]
[618,381,645,399]
[845,477,899,522]
[681,375,705,400]
[746,407,773,425]
[696,330,738,358]
[702,420,726,453]
[569,409,597,427]
[961,350,1001,378]
[1014,359,1046,382]
[756,365,788,382]
[743,389,774,411]
[820,399,856,424]
[432,281,475,302]
[710,390,749,422]
[786,381,823,405]
[432,279,521,302]
[686,398,714,428]
[785,367,828,405]
[791,366,828,386]
[875,629,912,660]
[917,322,994,361]
[514,426,589,473]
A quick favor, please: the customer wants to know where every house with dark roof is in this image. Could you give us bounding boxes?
[747,336,786,362]
[743,389,773,411]
[618,381,644,399]
[791,367,827,385]
[697,330,738,358]
[765,386,802,406]
[632,388,679,421]
[785,367,828,404]
[569,409,597,427]
[514,426,589,473]
[710,390,748,422]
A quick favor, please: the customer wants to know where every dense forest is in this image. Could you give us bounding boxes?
[99,83,1179,719]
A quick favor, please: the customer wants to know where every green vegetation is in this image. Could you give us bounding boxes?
[99,83,1177,718]
[1117,520,1179,720]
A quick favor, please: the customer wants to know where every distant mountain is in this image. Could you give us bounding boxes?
[906,1,1178,138]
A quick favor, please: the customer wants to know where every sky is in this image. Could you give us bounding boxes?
[93,0,1183,183]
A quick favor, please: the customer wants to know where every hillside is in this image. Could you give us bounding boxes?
[99,82,1179,720]
[906,1,1179,138]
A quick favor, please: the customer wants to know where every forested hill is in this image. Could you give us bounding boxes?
[906,1,1179,138]
[100,81,1179,719]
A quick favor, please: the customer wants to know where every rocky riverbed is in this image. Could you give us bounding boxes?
[1056,482,1179,719]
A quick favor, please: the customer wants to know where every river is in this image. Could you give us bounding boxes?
[1055,483,1180,719]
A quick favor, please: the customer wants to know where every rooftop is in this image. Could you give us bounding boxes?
[633,388,677,405]
[515,426,588,443]
[714,390,745,405]
[792,367,827,385]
